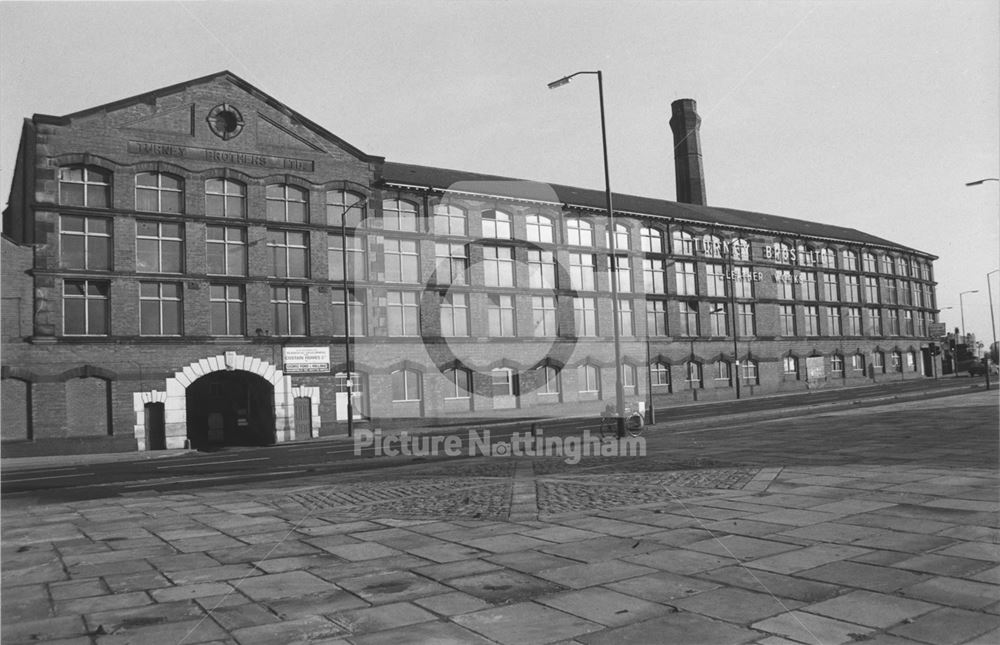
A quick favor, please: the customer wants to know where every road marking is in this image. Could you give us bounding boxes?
[3,473,93,483]
[156,457,270,469]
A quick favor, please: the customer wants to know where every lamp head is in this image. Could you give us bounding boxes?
[547,76,571,89]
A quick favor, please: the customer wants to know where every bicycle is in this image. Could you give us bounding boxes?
[599,404,645,439]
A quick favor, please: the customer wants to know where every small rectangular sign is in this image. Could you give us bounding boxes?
[928,322,947,338]
[283,346,330,373]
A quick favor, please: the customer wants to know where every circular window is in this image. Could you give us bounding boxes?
[207,104,244,140]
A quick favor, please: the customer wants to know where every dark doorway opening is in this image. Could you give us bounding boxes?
[186,371,275,450]
[145,402,166,450]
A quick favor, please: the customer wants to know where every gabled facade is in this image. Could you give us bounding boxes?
[1,72,941,455]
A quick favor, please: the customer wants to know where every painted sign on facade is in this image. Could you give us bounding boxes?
[283,347,330,373]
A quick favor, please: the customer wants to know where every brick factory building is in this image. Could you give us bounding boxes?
[1,72,941,456]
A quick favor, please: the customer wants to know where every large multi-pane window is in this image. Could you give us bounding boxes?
[608,256,631,292]
[526,214,554,243]
[738,303,755,336]
[487,294,515,336]
[851,353,866,373]
[672,230,695,255]
[210,285,244,336]
[642,259,666,294]
[685,361,703,387]
[387,291,419,336]
[617,300,634,336]
[881,255,894,275]
[641,227,664,254]
[886,309,900,335]
[492,368,516,398]
[867,307,882,335]
[382,199,418,232]
[206,179,246,218]
[873,351,885,373]
[679,301,698,336]
[606,224,629,251]
[528,250,556,289]
[800,272,818,300]
[803,305,819,336]
[385,239,419,283]
[391,369,421,402]
[732,271,754,299]
[741,360,759,385]
[903,310,914,336]
[444,368,472,399]
[709,305,728,336]
[842,250,858,271]
[207,226,246,276]
[779,304,796,336]
[646,300,668,336]
[329,234,367,281]
[532,296,557,336]
[433,204,466,236]
[60,166,111,207]
[439,293,468,337]
[538,366,561,397]
[268,230,309,278]
[578,364,600,393]
[137,221,183,273]
[910,282,921,307]
[271,287,308,335]
[898,280,910,306]
[896,257,908,276]
[651,362,670,388]
[327,190,366,228]
[822,274,839,301]
[676,261,696,295]
[566,219,593,246]
[266,184,307,223]
[824,306,841,336]
[706,264,726,297]
[862,252,877,273]
[435,243,467,285]
[136,172,183,213]
[783,356,799,378]
[60,215,111,270]
[702,234,724,258]
[482,210,512,239]
[864,276,879,302]
[483,246,515,287]
[63,279,109,336]
[846,307,862,336]
[843,275,859,302]
[818,248,836,269]
[832,354,844,376]
[569,252,596,291]
[139,282,182,336]
[621,364,637,395]
[573,297,597,336]
[732,238,751,261]
[775,271,794,300]
[332,290,365,336]
[714,361,731,384]
[891,350,902,372]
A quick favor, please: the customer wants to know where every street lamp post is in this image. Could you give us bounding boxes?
[988,269,999,366]
[339,197,368,438]
[967,179,1000,366]
[959,289,978,340]
[548,70,626,438]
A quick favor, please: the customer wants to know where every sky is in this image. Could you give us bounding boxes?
[2,0,998,347]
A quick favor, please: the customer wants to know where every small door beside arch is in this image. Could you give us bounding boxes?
[294,397,312,437]
[145,402,166,451]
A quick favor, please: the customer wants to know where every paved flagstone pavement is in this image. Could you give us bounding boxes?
[2,389,998,644]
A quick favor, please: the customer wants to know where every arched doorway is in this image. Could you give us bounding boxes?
[186,371,275,449]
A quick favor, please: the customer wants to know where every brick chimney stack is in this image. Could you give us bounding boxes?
[669,99,706,205]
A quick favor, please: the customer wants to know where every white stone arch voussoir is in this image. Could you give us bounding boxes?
[132,351,294,451]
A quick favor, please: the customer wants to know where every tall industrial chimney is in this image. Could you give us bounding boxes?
[669,99,706,205]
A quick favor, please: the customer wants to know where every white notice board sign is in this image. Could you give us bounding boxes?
[283,346,330,373]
